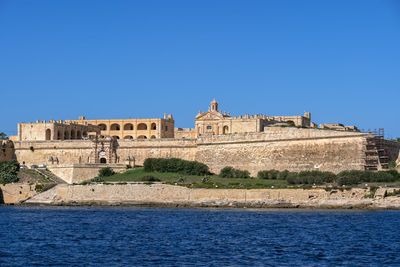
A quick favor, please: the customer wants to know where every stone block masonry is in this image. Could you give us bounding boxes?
[12,127,376,179]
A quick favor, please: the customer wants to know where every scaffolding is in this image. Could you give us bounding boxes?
[365,128,389,171]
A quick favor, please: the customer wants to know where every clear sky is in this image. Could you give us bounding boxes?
[1,0,399,138]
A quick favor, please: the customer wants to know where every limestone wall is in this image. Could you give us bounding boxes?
[0,184,37,204]
[48,164,127,184]
[27,183,371,208]
[0,140,15,162]
[116,139,196,166]
[13,128,375,177]
[13,140,95,166]
[196,128,370,175]
[13,139,197,167]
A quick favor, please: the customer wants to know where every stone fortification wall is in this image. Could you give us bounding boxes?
[13,139,197,167]
[0,140,15,162]
[13,140,95,166]
[48,164,127,184]
[196,128,371,176]
[116,139,196,166]
[27,183,379,208]
[0,184,37,204]
[13,128,382,177]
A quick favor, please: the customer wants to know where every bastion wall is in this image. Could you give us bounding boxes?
[11,127,378,178]
[196,128,370,175]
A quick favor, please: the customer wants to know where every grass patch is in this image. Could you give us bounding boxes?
[102,168,287,189]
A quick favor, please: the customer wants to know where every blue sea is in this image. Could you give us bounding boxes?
[0,207,399,266]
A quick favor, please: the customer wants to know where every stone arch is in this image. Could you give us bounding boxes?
[151,123,157,130]
[45,129,51,140]
[64,130,70,140]
[137,123,147,130]
[124,135,133,140]
[137,135,147,139]
[286,120,295,126]
[110,124,120,131]
[124,123,134,130]
[223,126,229,134]
[77,130,82,139]
[57,130,62,140]
[150,135,156,139]
[71,129,76,139]
[83,131,87,138]
[100,158,107,164]
[98,124,107,131]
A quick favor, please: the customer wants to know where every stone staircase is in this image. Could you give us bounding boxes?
[34,169,67,184]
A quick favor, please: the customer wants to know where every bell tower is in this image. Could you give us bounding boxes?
[210,99,219,112]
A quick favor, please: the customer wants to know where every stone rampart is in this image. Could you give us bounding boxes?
[196,128,371,175]
[13,128,390,177]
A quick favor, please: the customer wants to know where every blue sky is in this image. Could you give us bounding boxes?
[1,0,399,138]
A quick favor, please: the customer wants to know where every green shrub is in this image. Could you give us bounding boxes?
[220,167,235,178]
[278,170,290,179]
[388,161,397,169]
[220,167,250,178]
[140,175,161,182]
[0,160,20,184]
[91,176,105,182]
[98,167,114,177]
[143,158,209,176]
[286,172,299,184]
[35,184,44,192]
[257,170,280,179]
[383,169,400,180]
[336,170,397,185]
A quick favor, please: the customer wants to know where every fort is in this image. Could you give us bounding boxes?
[3,100,400,184]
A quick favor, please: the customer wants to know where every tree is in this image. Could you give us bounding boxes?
[0,132,7,140]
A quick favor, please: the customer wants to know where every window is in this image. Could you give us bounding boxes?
[207,126,212,130]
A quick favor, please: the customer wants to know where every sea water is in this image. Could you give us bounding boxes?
[0,206,399,266]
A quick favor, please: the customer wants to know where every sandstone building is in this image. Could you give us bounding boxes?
[3,100,399,183]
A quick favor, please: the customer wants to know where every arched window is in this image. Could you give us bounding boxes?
[98,124,107,131]
[110,124,120,131]
[124,135,133,140]
[223,126,229,134]
[100,158,107,164]
[150,135,156,139]
[124,123,134,130]
[151,123,157,130]
[137,135,147,139]
[137,123,147,130]
[45,129,51,140]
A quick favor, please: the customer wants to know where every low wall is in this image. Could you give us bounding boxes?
[0,184,37,204]
[47,164,127,184]
[26,183,371,207]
